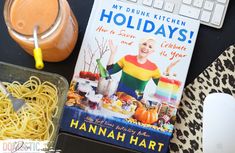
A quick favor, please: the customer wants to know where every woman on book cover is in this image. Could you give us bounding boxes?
[107,37,179,101]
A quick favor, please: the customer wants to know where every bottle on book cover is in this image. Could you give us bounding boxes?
[96,59,111,80]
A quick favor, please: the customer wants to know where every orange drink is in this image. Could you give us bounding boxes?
[4,0,78,62]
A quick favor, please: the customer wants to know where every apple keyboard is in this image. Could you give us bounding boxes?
[119,0,230,29]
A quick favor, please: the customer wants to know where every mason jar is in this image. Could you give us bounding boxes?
[4,0,78,62]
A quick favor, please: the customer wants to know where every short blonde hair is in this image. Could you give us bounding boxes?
[139,37,156,49]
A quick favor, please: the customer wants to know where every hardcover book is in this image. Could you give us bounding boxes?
[60,0,200,152]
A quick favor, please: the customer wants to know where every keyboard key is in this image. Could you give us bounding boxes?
[143,0,153,6]
[217,0,226,4]
[193,0,204,8]
[182,0,192,5]
[127,0,137,2]
[201,10,211,22]
[204,1,214,11]
[211,4,225,25]
[179,4,201,19]
[153,0,164,9]
[164,2,175,12]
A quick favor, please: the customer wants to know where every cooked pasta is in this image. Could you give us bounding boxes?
[0,76,58,140]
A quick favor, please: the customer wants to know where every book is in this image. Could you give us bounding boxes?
[60,0,200,152]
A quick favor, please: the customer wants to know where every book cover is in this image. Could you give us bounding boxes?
[60,0,200,152]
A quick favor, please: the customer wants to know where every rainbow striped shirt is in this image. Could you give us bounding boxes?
[107,55,161,100]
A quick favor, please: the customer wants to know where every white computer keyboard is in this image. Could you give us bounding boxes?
[119,0,230,29]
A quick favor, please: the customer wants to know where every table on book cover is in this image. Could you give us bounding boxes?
[0,0,235,153]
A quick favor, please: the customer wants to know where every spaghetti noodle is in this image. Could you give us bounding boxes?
[0,76,58,140]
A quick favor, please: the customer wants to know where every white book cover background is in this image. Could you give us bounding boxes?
[73,0,199,105]
[62,0,199,152]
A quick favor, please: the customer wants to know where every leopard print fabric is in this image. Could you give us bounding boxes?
[169,45,235,153]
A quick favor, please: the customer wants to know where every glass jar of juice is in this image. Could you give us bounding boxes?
[4,0,78,62]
